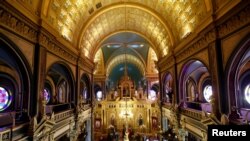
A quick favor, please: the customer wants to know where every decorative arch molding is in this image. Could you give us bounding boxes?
[106,54,145,77]
[225,34,250,111]
[0,33,32,115]
[46,61,76,103]
[178,59,209,104]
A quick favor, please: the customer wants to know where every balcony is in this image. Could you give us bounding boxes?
[180,108,202,120]
[46,103,72,114]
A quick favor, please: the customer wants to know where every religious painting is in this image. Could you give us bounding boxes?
[95,118,101,130]
[138,114,143,126]
[152,117,158,130]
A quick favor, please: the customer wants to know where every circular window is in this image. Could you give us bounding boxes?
[43,89,50,104]
[0,87,12,111]
[244,84,250,104]
[203,85,212,102]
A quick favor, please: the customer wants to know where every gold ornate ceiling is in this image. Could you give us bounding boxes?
[45,0,209,59]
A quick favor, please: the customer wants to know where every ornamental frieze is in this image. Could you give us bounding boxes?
[0,8,38,42]
[217,4,250,38]
[175,29,216,63]
[38,32,78,64]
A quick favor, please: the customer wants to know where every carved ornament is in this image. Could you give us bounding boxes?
[175,29,216,63]
[217,5,250,38]
[0,7,38,42]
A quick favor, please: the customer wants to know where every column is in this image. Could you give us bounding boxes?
[32,42,47,118]
[208,41,223,119]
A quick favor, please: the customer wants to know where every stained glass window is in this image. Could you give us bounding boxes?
[0,87,12,111]
[203,85,212,102]
[43,89,50,104]
[244,84,250,104]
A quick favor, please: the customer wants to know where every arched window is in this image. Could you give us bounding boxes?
[203,85,212,102]
[0,86,12,111]
[43,88,51,104]
[83,87,87,100]
[96,91,103,101]
[58,80,67,103]
[244,84,250,104]
[80,74,90,103]
[163,73,173,103]
[149,90,156,101]
[186,80,196,102]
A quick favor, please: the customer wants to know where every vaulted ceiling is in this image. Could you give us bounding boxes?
[43,0,210,59]
[10,0,214,81]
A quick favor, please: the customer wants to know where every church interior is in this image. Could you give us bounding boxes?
[0,0,249,141]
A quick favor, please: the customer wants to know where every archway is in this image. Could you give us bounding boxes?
[0,34,31,123]
[226,35,250,122]
[45,62,75,113]
[179,60,211,112]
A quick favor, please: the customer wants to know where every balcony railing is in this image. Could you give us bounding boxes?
[54,109,74,123]
[180,107,202,120]
[46,103,71,114]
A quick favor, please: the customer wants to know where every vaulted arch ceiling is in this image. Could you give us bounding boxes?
[106,54,145,77]
[78,5,172,59]
[45,0,209,59]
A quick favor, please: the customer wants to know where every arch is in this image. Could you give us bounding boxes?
[79,5,173,59]
[94,84,103,101]
[46,62,75,104]
[178,59,210,107]
[225,34,250,112]
[80,73,91,103]
[0,33,32,116]
[78,3,175,48]
[106,54,145,77]
[162,72,173,103]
